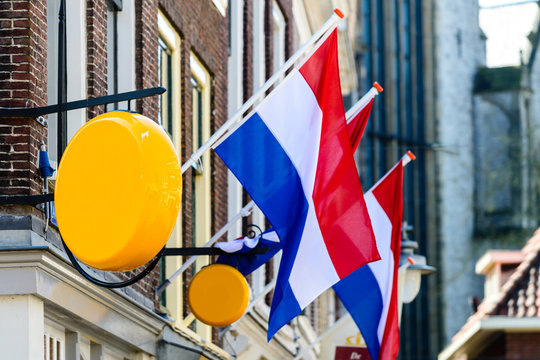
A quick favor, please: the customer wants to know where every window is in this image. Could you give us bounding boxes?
[190,54,212,339]
[157,11,181,144]
[44,334,63,360]
[44,319,138,360]
[46,0,87,165]
[157,11,182,318]
[190,55,211,258]
[158,38,173,135]
[251,1,287,300]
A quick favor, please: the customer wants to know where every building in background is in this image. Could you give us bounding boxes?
[439,6,540,359]
[439,229,540,360]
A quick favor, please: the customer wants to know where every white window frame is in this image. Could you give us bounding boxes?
[157,10,183,322]
[46,0,87,167]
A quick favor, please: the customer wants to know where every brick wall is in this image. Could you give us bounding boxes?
[86,0,107,119]
[505,333,540,360]
[135,0,158,120]
[0,0,48,196]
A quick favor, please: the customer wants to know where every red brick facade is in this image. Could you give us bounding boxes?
[86,0,108,119]
[0,0,48,196]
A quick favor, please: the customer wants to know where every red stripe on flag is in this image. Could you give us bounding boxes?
[299,30,380,278]
[347,99,374,153]
[371,161,403,360]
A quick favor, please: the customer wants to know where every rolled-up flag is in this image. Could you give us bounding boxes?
[215,229,281,276]
[38,144,55,179]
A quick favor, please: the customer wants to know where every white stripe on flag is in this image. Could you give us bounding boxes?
[256,70,339,309]
[364,191,395,344]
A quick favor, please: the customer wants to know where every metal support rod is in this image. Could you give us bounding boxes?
[244,279,276,315]
[180,11,343,174]
[155,200,256,296]
[0,87,166,118]
[57,0,66,159]
[161,246,268,257]
[0,193,54,205]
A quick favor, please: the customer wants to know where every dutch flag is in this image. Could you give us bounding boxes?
[214,29,379,340]
[333,156,406,360]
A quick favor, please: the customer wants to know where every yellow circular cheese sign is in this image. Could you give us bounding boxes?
[188,264,250,327]
[55,111,182,271]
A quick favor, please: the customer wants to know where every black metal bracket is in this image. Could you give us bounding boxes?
[162,246,269,257]
[0,86,166,207]
[0,193,54,205]
[0,87,166,118]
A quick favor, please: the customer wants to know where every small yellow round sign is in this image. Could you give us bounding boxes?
[55,111,182,271]
[188,264,250,327]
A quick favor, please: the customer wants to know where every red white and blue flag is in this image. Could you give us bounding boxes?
[214,30,379,340]
[333,156,406,360]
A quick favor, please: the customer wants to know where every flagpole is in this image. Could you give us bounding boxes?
[345,82,383,124]
[180,9,345,174]
[155,200,256,296]
[366,151,416,193]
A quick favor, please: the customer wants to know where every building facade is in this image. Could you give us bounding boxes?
[0,0,233,358]
[0,0,365,359]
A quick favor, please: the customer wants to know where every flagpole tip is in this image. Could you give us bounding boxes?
[406,151,416,161]
[373,82,384,93]
[334,8,345,18]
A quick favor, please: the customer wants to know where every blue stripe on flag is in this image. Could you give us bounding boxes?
[215,112,309,338]
[333,266,383,360]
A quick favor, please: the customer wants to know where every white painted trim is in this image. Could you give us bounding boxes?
[65,0,87,142]
[0,249,165,354]
[292,0,313,45]
[211,0,228,17]
[253,0,266,91]
[117,0,136,94]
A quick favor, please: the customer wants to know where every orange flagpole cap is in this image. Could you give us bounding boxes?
[373,82,384,93]
[54,111,182,271]
[406,150,416,161]
[334,8,345,18]
[188,264,250,327]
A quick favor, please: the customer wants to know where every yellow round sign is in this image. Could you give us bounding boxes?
[188,264,250,327]
[55,111,182,271]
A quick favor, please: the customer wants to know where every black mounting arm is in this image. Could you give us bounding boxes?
[0,87,166,118]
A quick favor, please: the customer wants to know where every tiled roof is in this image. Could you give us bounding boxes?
[451,228,540,342]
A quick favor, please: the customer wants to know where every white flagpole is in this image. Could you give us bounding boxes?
[181,9,345,174]
[345,82,383,124]
[366,151,416,193]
